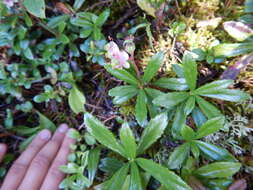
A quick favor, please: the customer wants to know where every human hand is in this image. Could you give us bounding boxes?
[0,124,76,190]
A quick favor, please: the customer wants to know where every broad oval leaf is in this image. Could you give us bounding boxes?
[195,80,233,94]
[130,162,143,190]
[109,85,139,104]
[223,21,253,42]
[105,65,139,86]
[196,96,222,119]
[143,52,164,83]
[24,0,46,18]
[68,85,86,114]
[153,92,189,109]
[168,143,191,170]
[83,113,126,157]
[195,116,225,139]
[199,89,250,102]
[183,52,197,90]
[213,43,253,57]
[120,123,137,159]
[193,140,236,161]
[153,78,188,91]
[136,158,192,190]
[137,113,168,155]
[135,90,148,126]
[194,162,241,178]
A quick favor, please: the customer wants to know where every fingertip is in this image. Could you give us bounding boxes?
[57,123,69,134]
[0,143,7,153]
[38,129,52,140]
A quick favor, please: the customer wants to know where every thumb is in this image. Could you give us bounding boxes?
[0,144,7,163]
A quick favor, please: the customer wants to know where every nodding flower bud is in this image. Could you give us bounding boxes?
[123,36,135,56]
[104,41,130,69]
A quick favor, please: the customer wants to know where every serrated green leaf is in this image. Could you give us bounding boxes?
[193,140,235,161]
[143,52,164,83]
[130,162,143,190]
[195,117,225,139]
[83,113,126,157]
[136,158,192,190]
[109,85,139,104]
[153,92,189,109]
[199,89,250,102]
[183,52,197,90]
[120,123,137,159]
[196,96,221,119]
[135,90,148,126]
[105,164,130,190]
[88,147,101,183]
[137,113,168,155]
[194,162,241,178]
[171,104,187,138]
[168,143,191,170]
[68,85,86,114]
[24,0,45,18]
[184,96,196,115]
[213,43,253,57]
[105,65,139,86]
[195,80,233,94]
[95,9,110,27]
[153,78,188,91]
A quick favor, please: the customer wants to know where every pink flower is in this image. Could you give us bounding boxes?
[3,0,15,7]
[105,41,130,69]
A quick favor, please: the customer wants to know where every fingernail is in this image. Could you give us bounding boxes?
[58,124,68,133]
[39,129,51,140]
[0,144,6,153]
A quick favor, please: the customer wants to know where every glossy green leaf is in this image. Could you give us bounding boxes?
[190,143,200,159]
[109,85,139,104]
[193,140,235,161]
[95,9,110,27]
[135,90,148,126]
[23,48,34,60]
[137,113,168,155]
[143,52,164,83]
[171,104,187,138]
[181,125,196,140]
[105,164,130,190]
[136,158,192,190]
[199,89,250,102]
[195,117,225,139]
[47,15,69,29]
[105,65,139,86]
[93,26,102,40]
[120,123,137,159]
[183,52,197,90]
[153,92,189,109]
[37,111,56,131]
[83,113,125,157]
[168,143,191,170]
[153,78,188,91]
[194,162,241,178]
[172,64,184,78]
[130,162,143,190]
[184,96,196,115]
[144,88,165,99]
[99,158,124,176]
[213,43,253,57]
[68,85,86,114]
[245,0,253,13]
[191,107,207,127]
[73,0,86,10]
[196,96,221,119]
[88,147,101,182]
[195,80,233,94]
[24,0,45,18]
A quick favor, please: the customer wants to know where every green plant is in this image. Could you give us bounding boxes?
[152,52,250,138]
[83,112,192,190]
[107,52,165,126]
[167,116,236,170]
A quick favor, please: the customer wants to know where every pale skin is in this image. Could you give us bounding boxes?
[0,124,76,190]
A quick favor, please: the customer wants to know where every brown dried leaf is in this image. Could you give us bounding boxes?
[188,176,207,190]
[228,179,247,190]
[55,2,73,15]
[220,53,253,80]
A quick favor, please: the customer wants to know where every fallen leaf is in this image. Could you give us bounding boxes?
[228,179,247,190]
